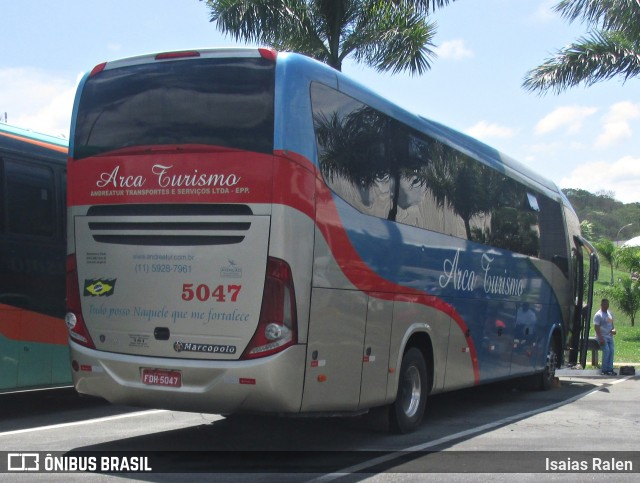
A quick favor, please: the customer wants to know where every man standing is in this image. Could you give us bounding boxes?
[594,299,617,375]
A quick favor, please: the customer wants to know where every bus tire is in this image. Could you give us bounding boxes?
[389,347,428,434]
[537,341,558,391]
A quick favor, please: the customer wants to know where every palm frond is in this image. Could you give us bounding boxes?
[390,0,456,13]
[206,0,327,53]
[523,30,640,94]
[555,0,640,38]
[205,1,451,73]
[345,1,438,75]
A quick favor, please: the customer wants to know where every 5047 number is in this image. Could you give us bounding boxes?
[181,283,242,302]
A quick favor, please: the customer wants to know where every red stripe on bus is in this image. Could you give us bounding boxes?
[67,150,274,206]
[0,131,67,154]
[67,148,316,214]
[0,304,68,345]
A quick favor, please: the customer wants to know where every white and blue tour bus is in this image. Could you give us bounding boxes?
[65,48,597,432]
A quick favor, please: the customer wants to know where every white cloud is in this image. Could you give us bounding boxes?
[0,67,78,137]
[595,101,640,148]
[561,155,640,203]
[535,105,598,135]
[466,121,516,140]
[530,0,559,22]
[524,141,587,157]
[435,39,473,60]
[107,43,123,53]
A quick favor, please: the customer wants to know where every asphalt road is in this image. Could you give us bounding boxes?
[0,370,638,482]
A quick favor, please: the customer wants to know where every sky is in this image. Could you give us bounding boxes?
[2,0,639,204]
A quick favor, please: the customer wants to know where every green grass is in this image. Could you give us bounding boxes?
[591,260,640,364]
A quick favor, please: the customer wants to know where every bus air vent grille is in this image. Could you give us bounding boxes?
[85,204,253,246]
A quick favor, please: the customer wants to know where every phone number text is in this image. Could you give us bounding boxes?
[135,263,192,274]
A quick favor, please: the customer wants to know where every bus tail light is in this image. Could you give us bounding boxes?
[89,62,107,78]
[155,50,201,60]
[65,255,96,349]
[258,48,277,61]
[242,257,297,359]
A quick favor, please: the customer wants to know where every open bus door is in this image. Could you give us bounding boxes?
[568,236,599,367]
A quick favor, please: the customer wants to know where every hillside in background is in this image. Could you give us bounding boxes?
[563,189,640,242]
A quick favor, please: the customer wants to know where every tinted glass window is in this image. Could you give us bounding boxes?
[3,159,54,237]
[74,57,275,159]
[311,83,566,262]
[538,195,569,275]
[311,84,392,219]
[0,159,3,234]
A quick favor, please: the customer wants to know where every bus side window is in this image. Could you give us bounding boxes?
[4,159,55,237]
[0,158,4,234]
[61,170,67,239]
[538,195,569,277]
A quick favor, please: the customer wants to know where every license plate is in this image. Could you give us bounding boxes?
[141,368,182,387]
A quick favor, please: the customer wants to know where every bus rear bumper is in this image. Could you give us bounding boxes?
[69,340,306,415]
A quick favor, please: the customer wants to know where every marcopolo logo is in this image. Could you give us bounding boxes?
[83,278,117,297]
[173,341,236,354]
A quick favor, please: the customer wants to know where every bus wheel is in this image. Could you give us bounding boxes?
[538,342,558,391]
[389,347,428,433]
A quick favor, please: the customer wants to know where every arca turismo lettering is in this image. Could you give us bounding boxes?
[95,164,241,189]
[439,249,527,297]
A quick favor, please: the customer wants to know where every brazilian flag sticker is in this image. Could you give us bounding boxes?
[84,278,117,297]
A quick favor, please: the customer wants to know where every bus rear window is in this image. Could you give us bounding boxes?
[73,57,275,159]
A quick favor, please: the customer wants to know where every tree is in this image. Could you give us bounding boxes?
[523,0,640,94]
[616,245,640,275]
[594,238,616,284]
[604,277,640,326]
[580,219,594,240]
[203,1,455,74]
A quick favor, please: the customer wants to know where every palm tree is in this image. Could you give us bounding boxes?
[523,0,640,94]
[594,238,616,284]
[606,276,640,326]
[203,1,455,74]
